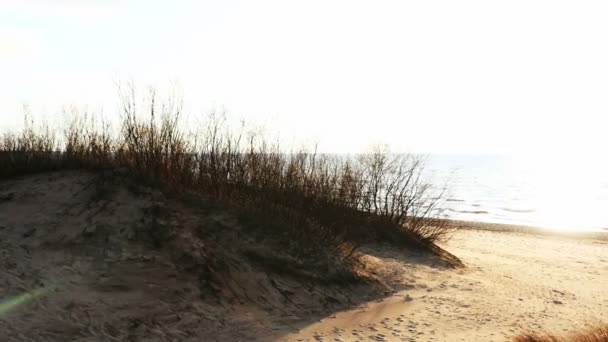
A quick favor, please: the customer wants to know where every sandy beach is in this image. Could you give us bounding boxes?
[278,223,608,341]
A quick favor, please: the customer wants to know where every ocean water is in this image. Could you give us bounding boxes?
[423,154,608,231]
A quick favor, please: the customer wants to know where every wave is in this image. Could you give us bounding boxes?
[500,207,536,213]
[446,198,466,202]
[447,208,489,214]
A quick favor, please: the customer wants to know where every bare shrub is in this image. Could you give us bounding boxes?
[63,111,114,169]
[0,114,58,178]
[0,87,452,256]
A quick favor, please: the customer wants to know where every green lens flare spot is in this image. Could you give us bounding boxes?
[0,286,52,316]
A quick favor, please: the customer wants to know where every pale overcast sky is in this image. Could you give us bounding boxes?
[1,0,607,154]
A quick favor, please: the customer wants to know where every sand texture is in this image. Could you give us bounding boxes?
[279,230,608,341]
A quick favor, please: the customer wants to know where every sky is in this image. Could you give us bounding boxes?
[1,0,607,154]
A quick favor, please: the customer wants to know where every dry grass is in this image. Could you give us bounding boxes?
[514,324,608,342]
[0,87,452,261]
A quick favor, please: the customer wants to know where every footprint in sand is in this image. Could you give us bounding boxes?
[331,327,344,334]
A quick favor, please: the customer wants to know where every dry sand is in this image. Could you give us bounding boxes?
[1,171,607,341]
[278,226,608,342]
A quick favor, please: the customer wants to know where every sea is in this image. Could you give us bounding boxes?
[423,154,608,232]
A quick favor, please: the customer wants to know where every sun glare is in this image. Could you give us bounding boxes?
[508,154,608,230]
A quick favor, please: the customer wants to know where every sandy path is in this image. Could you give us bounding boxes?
[277,230,608,342]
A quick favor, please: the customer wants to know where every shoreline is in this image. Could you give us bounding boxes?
[441,218,608,241]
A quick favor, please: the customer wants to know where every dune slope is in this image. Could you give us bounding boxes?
[0,170,457,341]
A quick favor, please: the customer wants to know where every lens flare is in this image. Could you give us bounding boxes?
[0,286,52,316]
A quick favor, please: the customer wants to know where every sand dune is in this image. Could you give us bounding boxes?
[1,171,442,341]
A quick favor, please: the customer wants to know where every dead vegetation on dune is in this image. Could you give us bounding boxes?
[514,324,608,342]
[0,85,456,267]
[0,86,460,340]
